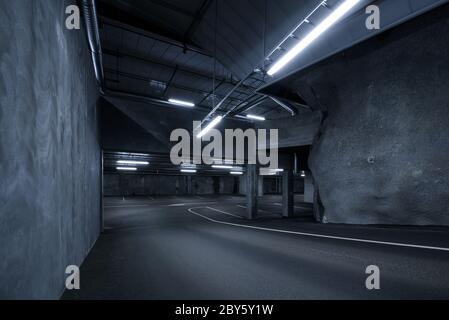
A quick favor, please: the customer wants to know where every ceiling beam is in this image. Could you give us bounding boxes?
[147,0,196,18]
[197,79,226,106]
[162,66,178,98]
[97,1,210,57]
[104,88,237,117]
[104,68,244,104]
[184,0,214,41]
[102,48,259,92]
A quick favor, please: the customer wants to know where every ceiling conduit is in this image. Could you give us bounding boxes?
[81,0,105,92]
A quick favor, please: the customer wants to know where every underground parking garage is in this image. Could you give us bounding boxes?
[1,0,449,304]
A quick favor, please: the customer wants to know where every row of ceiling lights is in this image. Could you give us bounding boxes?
[112,11,328,179]
[114,160,303,176]
[167,97,266,124]
[195,0,360,138]
[114,160,245,175]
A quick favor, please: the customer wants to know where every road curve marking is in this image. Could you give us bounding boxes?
[187,207,449,252]
[105,204,150,208]
[205,206,243,219]
[105,201,218,208]
[167,202,217,207]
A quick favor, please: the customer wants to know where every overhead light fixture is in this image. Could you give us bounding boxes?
[117,160,149,165]
[168,98,195,107]
[260,172,277,176]
[196,116,223,138]
[126,152,149,156]
[246,114,265,121]
[230,172,243,175]
[181,163,197,168]
[181,169,197,173]
[212,165,234,169]
[267,0,361,76]
[212,158,234,164]
[117,167,137,171]
[259,168,284,175]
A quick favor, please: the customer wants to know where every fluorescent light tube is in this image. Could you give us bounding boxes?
[168,98,195,107]
[230,172,243,175]
[212,165,234,169]
[260,168,284,175]
[212,158,234,164]
[181,169,197,173]
[246,114,265,121]
[260,172,277,176]
[267,0,361,76]
[117,160,149,165]
[117,167,137,171]
[196,116,223,138]
[128,152,149,156]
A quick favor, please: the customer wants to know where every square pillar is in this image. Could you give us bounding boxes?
[186,176,193,195]
[258,175,264,197]
[304,173,314,203]
[282,170,294,218]
[246,164,258,219]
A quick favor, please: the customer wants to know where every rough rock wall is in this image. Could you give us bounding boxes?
[0,1,101,298]
[301,7,449,225]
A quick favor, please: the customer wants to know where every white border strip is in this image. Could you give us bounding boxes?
[105,204,150,208]
[205,206,243,219]
[168,202,217,207]
[237,205,272,214]
[187,207,449,252]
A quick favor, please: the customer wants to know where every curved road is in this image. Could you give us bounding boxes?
[63,196,449,299]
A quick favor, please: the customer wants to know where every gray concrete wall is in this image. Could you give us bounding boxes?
[104,174,237,196]
[0,1,101,298]
[239,176,304,195]
[293,6,449,225]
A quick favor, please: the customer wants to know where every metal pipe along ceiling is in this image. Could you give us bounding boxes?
[81,0,105,92]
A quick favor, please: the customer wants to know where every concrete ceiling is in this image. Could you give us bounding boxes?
[97,0,448,121]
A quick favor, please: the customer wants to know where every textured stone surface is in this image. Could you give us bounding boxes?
[0,1,101,298]
[299,7,449,225]
[257,108,321,148]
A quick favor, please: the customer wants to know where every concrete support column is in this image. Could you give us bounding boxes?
[101,150,104,233]
[304,173,314,204]
[282,170,294,218]
[246,164,258,219]
[258,175,264,197]
[277,177,282,194]
[186,176,193,195]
